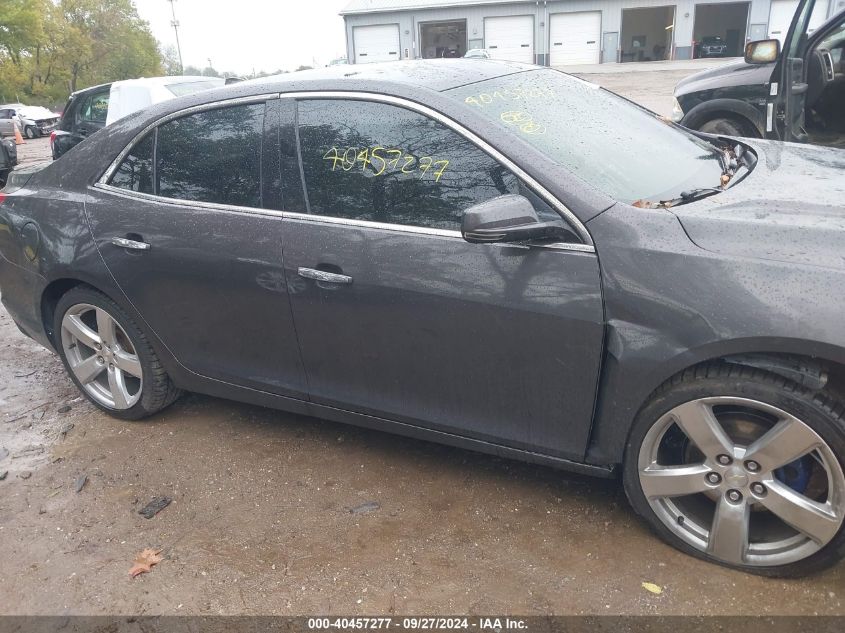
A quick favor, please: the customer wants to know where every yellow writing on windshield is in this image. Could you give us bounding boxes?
[464,85,556,108]
[322,146,450,182]
[500,110,546,136]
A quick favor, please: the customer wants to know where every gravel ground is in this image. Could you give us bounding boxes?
[1,79,843,616]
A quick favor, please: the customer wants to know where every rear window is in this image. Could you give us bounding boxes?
[165,81,222,97]
[83,92,109,123]
[156,103,264,207]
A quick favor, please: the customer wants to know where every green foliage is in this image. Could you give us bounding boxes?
[0,0,163,106]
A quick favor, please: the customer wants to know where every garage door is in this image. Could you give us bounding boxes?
[768,0,829,44]
[549,12,601,66]
[485,16,534,64]
[353,24,401,64]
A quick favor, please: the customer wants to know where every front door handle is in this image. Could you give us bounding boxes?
[111,237,151,251]
[297,267,352,285]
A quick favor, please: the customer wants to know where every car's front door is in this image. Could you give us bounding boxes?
[85,98,307,398]
[769,0,822,141]
[281,97,604,459]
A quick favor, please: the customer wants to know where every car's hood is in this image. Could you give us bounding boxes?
[674,59,774,96]
[673,140,845,269]
[18,106,59,122]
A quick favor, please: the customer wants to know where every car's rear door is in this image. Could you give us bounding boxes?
[75,87,110,141]
[85,97,308,398]
[281,95,604,459]
[0,109,15,136]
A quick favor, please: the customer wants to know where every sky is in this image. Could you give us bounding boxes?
[134,0,351,75]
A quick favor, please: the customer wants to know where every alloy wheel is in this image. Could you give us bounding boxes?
[60,303,143,410]
[638,397,845,567]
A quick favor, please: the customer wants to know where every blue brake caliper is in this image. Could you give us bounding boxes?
[775,456,813,494]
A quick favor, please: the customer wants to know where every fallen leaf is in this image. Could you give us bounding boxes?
[129,548,163,578]
[642,582,663,595]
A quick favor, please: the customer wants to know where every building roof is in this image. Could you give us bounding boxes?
[340,0,532,16]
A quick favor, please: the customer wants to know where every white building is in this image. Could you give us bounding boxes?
[341,0,840,65]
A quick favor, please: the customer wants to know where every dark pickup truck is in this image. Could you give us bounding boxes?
[674,0,844,148]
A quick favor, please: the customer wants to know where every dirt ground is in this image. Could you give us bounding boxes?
[2,76,844,616]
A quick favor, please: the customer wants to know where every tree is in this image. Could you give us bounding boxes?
[0,0,45,64]
[160,44,181,76]
[0,0,162,105]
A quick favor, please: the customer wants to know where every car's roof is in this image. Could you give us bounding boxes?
[70,82,112,98]
[240,59,538,93]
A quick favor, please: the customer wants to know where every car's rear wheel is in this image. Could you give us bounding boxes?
[698,117,748,137]
[55,286,181,420]
[624,364,845,576]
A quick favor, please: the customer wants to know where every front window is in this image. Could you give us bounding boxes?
[446,69,725,205]
[296,99,564,232]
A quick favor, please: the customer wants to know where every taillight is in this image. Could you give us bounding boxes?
[0,192,6,205]
[50,130,56,148]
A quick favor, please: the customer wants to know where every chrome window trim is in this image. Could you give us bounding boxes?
[93,186,593,252]
[94,183,287,220]
[95,89,595,251]
[280,210,461,238]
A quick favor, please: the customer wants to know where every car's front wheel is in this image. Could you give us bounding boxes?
[54,286,181,420]
[24,125,37,139]
[624,364,845,576]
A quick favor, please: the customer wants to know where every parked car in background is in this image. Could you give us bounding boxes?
[695,36,729,58]
[3,59,845,577]
[51,75,224,159]
[674,0,844,147]
[327,57,348,66]
[463,48,491,59]
[0,137,17,187]
[0,104,60,139]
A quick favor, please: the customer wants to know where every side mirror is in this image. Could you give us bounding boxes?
[461,194,570,244]
[744,39,780,64]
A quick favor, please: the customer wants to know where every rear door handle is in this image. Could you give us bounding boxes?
[297,267,352,285]
[111,237,150,251]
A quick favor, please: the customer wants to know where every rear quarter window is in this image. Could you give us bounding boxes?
[108,132,154,194]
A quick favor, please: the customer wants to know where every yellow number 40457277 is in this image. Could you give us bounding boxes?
[322,146,449,182]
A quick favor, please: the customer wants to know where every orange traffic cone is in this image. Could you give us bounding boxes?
[13,121,25,145]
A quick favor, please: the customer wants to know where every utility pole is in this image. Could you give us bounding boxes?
[167,0,184,74]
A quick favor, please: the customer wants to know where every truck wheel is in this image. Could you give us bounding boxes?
[623,363,845,577]
[698,117,747,137]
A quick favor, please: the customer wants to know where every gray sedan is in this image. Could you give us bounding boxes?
[1,60,844,577]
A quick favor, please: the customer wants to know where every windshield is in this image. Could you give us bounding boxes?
[446,69,725,204]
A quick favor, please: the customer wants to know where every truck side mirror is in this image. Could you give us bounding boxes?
[745,39,780,64]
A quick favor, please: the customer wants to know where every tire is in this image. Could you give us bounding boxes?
[54,286,182,420]
[697,117,747,137]
[623,363,845,577]
[24,125,37,139]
